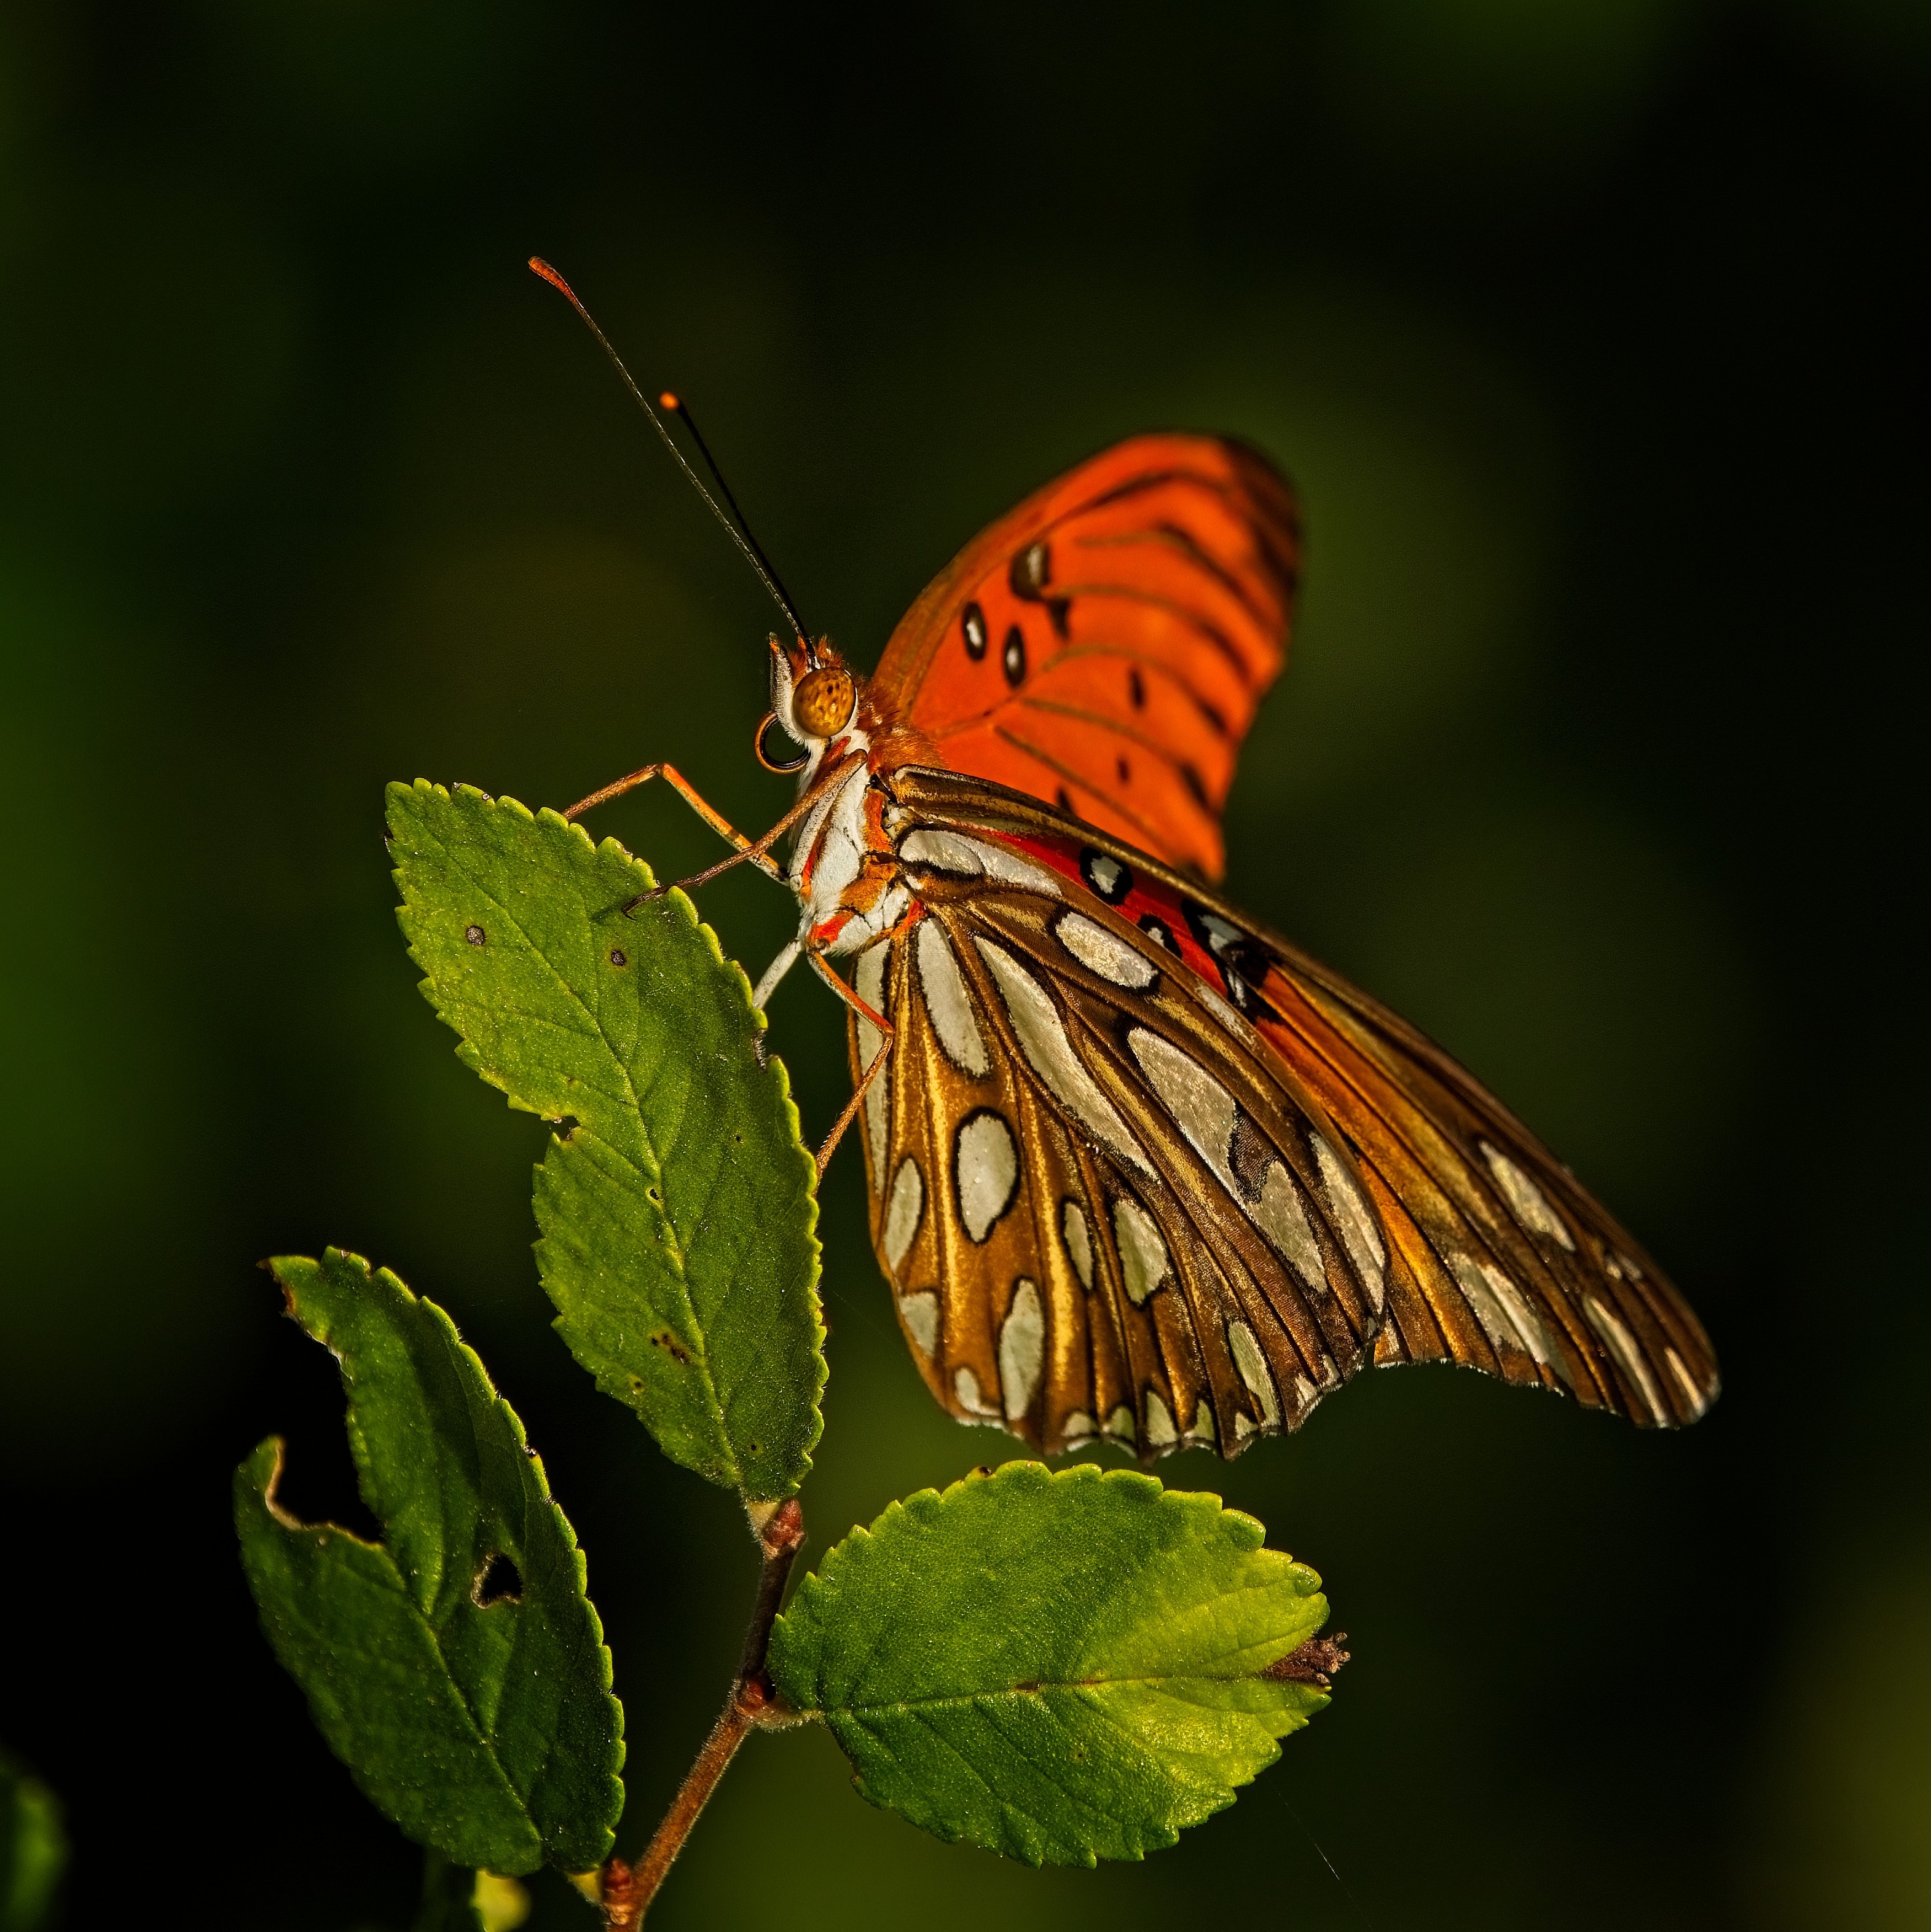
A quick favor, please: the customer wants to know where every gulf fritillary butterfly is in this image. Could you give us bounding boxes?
[540,269,1720,1462]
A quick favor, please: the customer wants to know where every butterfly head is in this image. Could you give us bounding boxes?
[766,634,859,752]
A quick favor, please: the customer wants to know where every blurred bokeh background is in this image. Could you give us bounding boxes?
[2,2,1925,1926]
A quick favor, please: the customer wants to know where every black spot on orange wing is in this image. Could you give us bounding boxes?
[1003,625,1027,685]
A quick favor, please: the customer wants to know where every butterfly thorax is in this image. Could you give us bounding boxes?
[772,647,935,960]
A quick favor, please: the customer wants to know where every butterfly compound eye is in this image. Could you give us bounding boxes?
[792,666,857,738]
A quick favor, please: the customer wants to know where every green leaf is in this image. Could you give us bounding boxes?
[767,1462,1336,1866]
[0,1750,65,1932]
[234,1250,624,1875]
[387,779,825,1504]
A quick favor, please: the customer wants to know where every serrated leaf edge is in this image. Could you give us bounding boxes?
[385,780,828,1500]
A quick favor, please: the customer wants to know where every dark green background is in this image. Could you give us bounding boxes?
[2,3,1924,1927]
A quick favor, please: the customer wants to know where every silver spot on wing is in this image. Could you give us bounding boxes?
[1226,1317,1283,1430]
[953,1364,1003,1421]
[900,828,1061,897]
[1584,1292,1671,1425]
[955,1110,1020,1242]
[1055,910,1157,988]
[1111,1195,1170,1306]
[897,1290,939,1356]
[1061,1199,1095,1290]
[1314,1134,1386,1312]
[1144,1390,1178,1448]
[1447,1252,1555,1366]
[1127,1027,1237,1181]
[973,937,1150,1173]
[884,1156,923,1272]
[914,920,990,1076]
[999,1278,1045,1421]
[1479,1141,1576,1252]
[1257,1163,1327,1293]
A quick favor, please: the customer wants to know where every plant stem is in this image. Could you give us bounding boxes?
[602,1499,806,1927]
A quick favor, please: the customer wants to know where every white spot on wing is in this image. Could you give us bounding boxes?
[1061,1200,1094,1290]
[902,829,1060,897]
[953,1365,1002,1420]
[1447,1252,1554,1365]
[1664,1347,1709,1419]
[1103,1405,1136,1442]
[1584,1292,1671,1425]
[1056,910,1157,988]
[1187,1398,1216,1446]
[1111,1196,1170,1305]
[854,942,890,1194]
[1480,1142,1576,1251]
[915,921,989,1075]
[1144,1390,1178,1447]
[898,827,984,874]
[1226,1318,1283,1429]
[973,937,1150,1173]
[897,1290,938,1355]
[1060,1410,1097,1448]
[1314,1135,1386,1311]
[1258,1163,1327,1292]
[954,1111,1019,1242]
[1086,852,1126,897]
[884,1157,923,1272]
[999,1279,1045,1421]
[1128,1027,1237,1181]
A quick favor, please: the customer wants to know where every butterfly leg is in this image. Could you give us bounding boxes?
[803,944,900,1178]
[634,757,863,911]
[563,762,787,895]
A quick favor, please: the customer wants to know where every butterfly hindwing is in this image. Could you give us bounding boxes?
[872,766,1721,1440]
[870,435,1300,882]
[847,817,1385,1460]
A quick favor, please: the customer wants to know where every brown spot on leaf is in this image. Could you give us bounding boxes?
[1264,1631,1350,1686]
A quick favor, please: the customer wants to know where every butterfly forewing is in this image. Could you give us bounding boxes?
[871,435,1300,881]
[869,765,1720,1447]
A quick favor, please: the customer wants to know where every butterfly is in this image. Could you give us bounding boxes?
[564,419,1721,1462]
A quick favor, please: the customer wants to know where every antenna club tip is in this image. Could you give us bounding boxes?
[527,256,575,299]
[658,390,680,410]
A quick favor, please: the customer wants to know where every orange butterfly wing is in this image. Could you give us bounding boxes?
[871,435,1299,881]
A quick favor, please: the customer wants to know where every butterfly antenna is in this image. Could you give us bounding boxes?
[656,389,808,650]
[527,256,811,645]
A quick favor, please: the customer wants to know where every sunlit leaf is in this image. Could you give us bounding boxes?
[234,1250,624,1875]
[767,1462,1337,1865]
[387,780,825,1503]
[0,1749,65,1932]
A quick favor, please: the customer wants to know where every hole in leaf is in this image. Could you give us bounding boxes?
[464,924,486,946]
[472,1552,523,1607]
[608,948,627,967]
